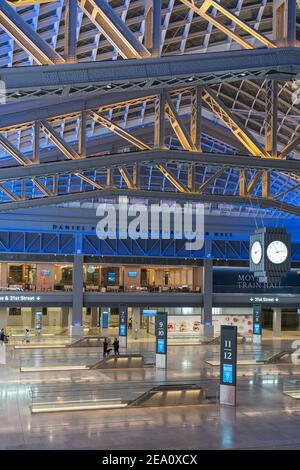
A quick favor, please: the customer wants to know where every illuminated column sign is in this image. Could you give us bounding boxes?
[35,311,42,335]
[253,304,262,344]
[101,308,110,331]
[220,325,237,406]
[119,305,128,348]
[155,312,168,369]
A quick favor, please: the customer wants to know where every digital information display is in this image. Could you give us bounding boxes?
[143,309,157,317]
[102,310,109,329]
[220,325,237,405]
[35,311,42,332]
[119,305,128,337]
[253,304,262,338]
[155,312,167,368]
[107,272,116,283]
[222,364,233,384]
[128,271,137,278]
[157,339,165,354]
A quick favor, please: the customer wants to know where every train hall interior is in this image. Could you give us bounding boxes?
[1,0,300,453]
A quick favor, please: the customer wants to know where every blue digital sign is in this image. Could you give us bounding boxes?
[128,271,137,278]
[119,324,126,336]
[223,364,233,384]
[253,323,261,335]
[102,311,109,328]
[157,339,165,354]
[143,310,157,317]
[107,272,116,283]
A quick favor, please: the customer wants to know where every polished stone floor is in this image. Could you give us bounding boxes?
[1,336,300,450]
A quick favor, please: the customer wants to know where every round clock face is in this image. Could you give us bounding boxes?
[267,240,288,264]
[251,241,262,264]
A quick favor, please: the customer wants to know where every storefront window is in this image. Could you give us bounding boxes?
[101,268,119,286]
[8,264,23,284]
[24,264,36,289]
[85,266,100,285]
[61,267,73,284]
[9,307,21,316]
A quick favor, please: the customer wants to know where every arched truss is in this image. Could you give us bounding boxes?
[0,0,300,218]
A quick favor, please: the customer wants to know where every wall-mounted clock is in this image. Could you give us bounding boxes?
[249,228,291,283]
[251,241,262,265]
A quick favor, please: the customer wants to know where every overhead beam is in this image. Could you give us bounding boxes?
[165,93,196,151]
[198,168,225,194]
[1,150,300,182]
[118,167,134,189]
[73,173,103,190]
[156,164,188,193]
[202,0,276,48]
[90,111,151,151]
[0,183,20,201]
[246,170,264,196]
[144,0,161,56]
[265,80,278,157]
[32,179,53,197]
[65,0,78,62]
[2,48,300,92]
[279,133,300,158]
[0,187,300,216]
[203,87,272,158]
[40,120,81,160]
[0,89,158,130]
[78,0,150,59]
[154,92,166,149]
[186,0,254,50]
[0,0,65,65]
[191,86,202,151]
[0,134,31,166]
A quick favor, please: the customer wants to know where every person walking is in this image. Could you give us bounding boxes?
[23,328,30,344]
[113,338,119,356]
[103,337,108,357]
[0,328,5,342]
[103,337,112,357]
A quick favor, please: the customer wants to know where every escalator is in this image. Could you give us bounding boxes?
[256,350,292,364]
[89,354,147,369]
[69,336,104,348]
[128,384,205,407]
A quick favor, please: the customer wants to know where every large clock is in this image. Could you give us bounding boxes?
[251,241,262,265]
[267,240,288,264]
[249,228,291,283]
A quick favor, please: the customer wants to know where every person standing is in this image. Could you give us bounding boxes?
[113,338,119,356]
[103,337,108,357]
[0,328,5,342]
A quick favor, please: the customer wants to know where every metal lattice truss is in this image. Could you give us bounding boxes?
[1,83,300,216]
[0,0,300,218]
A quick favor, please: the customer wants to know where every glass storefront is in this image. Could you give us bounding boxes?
[0,262,203,293]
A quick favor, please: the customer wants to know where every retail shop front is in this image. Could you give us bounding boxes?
[213,267,300,339]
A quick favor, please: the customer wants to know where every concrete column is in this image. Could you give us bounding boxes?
[273,308,282,337]
[132,307,140,340]
[0,307,8,329]
[91,307,99,328]
[22,308,32,329]
[201,259,214,337]
[1,263,8,288]
[61,307,69,328]
[31,307,35,329]
[70,254,84,336]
